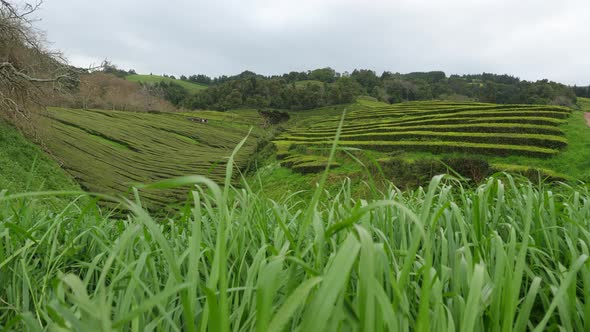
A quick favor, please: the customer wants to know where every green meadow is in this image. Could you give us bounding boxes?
[126,74,208,94]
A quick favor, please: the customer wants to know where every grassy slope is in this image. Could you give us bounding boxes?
[0,120,79,205]
[578,96,590,110]
[40,108,261,207]
[488,108,590,179]
[126,74,208,93]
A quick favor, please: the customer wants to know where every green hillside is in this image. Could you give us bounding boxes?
[40,107,261,207]
[272,99,590,180]
[579,97,590,111]
[0,120,79,206]
[126,74,208,93]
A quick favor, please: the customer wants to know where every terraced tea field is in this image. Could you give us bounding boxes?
[40,108,260,207]
[275,100,572,172]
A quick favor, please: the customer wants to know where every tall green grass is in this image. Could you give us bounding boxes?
[1,166,589,330]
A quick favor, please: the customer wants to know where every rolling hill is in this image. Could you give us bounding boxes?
[126,74,208,93]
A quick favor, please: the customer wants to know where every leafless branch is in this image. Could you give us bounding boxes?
[0,61,72,82]
[0,0,77,140]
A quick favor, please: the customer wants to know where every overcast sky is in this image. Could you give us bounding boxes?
[36,0,589,85]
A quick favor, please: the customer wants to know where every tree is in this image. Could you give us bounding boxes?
[308,67,337,83]
[350,69,379,92]
[1,0,77,136]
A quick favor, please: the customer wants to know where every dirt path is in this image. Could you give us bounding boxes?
[585,112,590,127]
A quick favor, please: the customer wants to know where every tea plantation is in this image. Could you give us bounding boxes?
[40,108,261,207]
[274,99,573,173]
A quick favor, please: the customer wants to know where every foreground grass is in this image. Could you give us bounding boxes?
[1,170,589,330]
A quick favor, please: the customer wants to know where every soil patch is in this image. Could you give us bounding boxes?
[585,112,590,127]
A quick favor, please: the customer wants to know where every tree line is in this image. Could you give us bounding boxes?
[573,85,590,98]
[149,68,578,111]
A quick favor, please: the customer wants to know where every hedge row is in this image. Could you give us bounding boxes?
[355,109,568,126]
[369,102,569,111]
[309,110,568,132]
[279,154,337,174]
[392,116,565,128]
[304,119,564,135]
[275,140,558,158]
[344,105,570,122]
[288,122,564,137]
[281,131,568,149]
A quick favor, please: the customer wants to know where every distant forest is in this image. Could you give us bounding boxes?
[104,66,584,111]
[573,85,590,98]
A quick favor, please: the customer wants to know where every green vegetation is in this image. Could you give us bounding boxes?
[0,120,79,206]
[126,74,208,94]
[2,87,590,331]
[578,97,590,110]
[1,165,590,330]
[3,1,590,329]
[293,79,324,88]
[275,100,577,177]
[487,110,590,180]
[573,85,590,98]
[39,107,261,207]
[175,70,576,111]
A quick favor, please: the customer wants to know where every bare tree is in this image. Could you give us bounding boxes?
[0,0,77,137]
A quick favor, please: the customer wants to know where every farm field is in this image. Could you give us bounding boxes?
[273,99,584,178]
[39,107,261,207]
[126,74,208,93]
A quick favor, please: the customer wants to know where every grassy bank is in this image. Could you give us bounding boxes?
[0,120,79,206]
[1,167,589,330]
